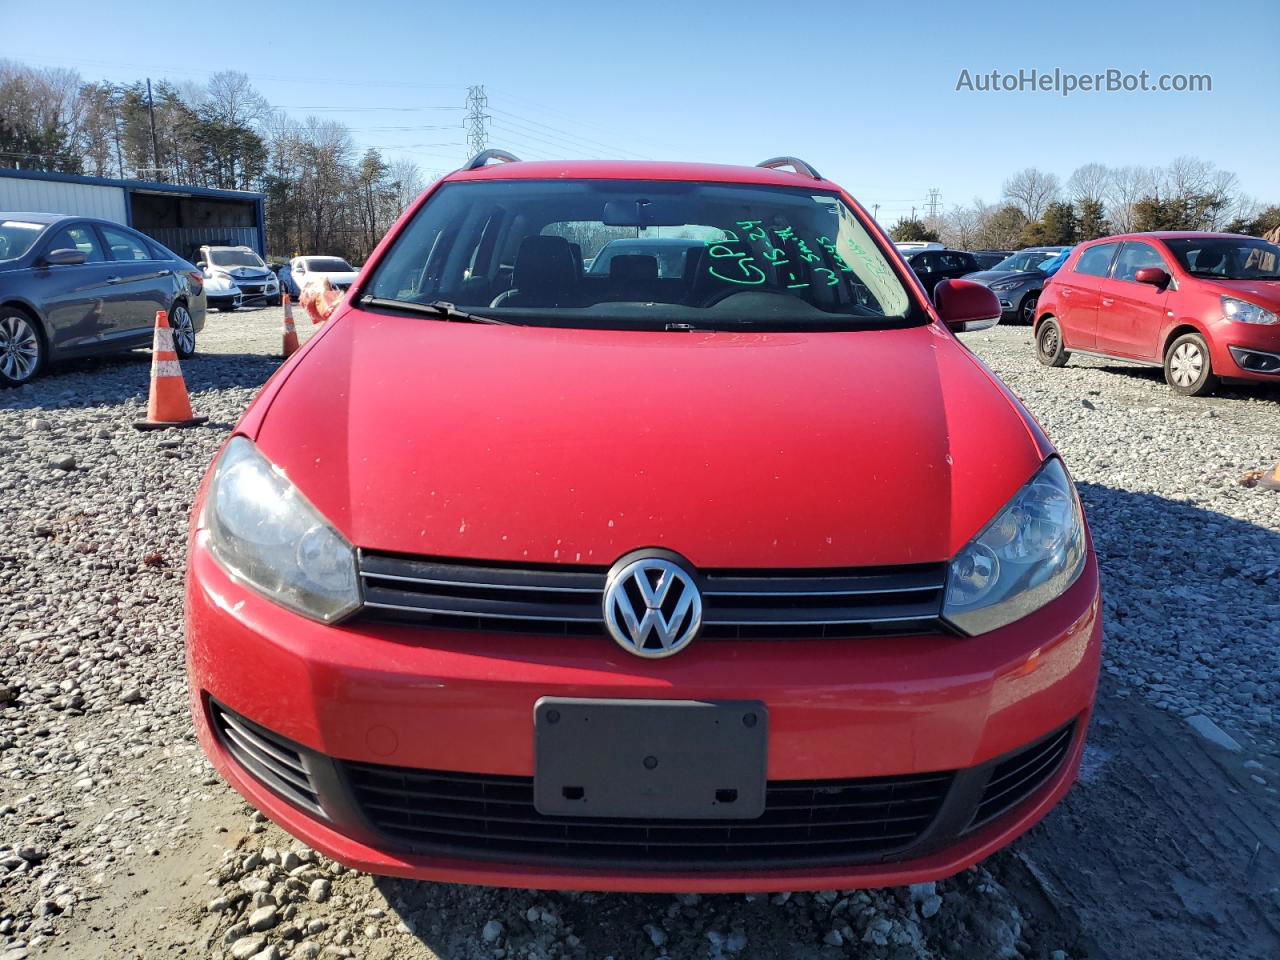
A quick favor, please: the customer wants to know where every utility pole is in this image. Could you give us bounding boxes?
[464,86,490,159]
[872,203,880,221]
[146,78,160,180]
[925,188,941,222]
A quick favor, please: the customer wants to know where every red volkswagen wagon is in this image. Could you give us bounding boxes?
[1034,231,1280,395]
[185,153,1101,892]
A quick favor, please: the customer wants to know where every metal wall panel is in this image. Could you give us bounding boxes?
[0,178,127,222]
[147,226,261,263]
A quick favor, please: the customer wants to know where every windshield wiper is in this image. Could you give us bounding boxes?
[359,296,511,325]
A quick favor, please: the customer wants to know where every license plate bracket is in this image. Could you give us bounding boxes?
[533,698,767,819]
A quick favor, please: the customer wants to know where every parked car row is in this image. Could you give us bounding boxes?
[0,213,360,384]
[899,245,1069,324]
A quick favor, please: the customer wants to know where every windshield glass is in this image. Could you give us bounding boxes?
[0,220,45,261]
[208,249,266,269]
[993,249,1063,273]
[305,257,354,272]
[365,180,919,330]
[1164,237,1280,280]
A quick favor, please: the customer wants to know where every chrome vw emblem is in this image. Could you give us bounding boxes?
[603,556,702,658]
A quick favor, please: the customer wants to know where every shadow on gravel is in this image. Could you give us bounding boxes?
[1082,363,1280,402]
[0,350,283,413]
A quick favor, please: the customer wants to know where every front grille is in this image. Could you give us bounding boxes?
[344,763,953,868]
[357,551,947,640]
[210,701,323,816]
[970,722,1074,829]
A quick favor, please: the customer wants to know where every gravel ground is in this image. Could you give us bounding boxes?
[0,311,1276,960]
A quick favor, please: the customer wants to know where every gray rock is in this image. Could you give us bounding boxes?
[245,911,276,931]
[48,455,76,471]
[482,919,504,943]
[228,936,267,960]
[1186,715,1242,752]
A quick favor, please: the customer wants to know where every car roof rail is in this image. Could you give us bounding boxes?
[464,149,521,171]
[757,156,823,180]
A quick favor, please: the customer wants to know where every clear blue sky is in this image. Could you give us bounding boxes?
[4,0,1277,223]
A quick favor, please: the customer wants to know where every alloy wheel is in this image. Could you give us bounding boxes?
[171,305,196,355]
[1021,296,1039,324]
[0,315,40,383]
[1169,342,1203,387]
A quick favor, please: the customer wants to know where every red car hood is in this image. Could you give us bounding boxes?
[1206,277,1280,307]
[253,311,1047,568]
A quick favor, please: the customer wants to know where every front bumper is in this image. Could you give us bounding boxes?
[186,534,1102,891]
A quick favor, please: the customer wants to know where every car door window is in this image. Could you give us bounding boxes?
[939,252,969,273]
[46,225,106,263]
[100,225,152,262]
[1112,242,1168,282]
[913,254,936,274]
[1074,243,1119,278]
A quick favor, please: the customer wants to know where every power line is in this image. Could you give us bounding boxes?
[489,107,650,160]
[489,88,656,158]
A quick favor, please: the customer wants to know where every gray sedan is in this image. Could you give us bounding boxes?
[962,246,1071,324]
[0,212,206,387]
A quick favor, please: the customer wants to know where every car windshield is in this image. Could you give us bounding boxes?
[365,180,919,330]
[0,220,46,261]
[992,249,1063,273]
[1163,237,1280,280]
[208,249,266,268]
[305,257,354,272]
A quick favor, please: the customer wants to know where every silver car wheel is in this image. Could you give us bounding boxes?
[0,314,41,382]
[171,305,196,355]
[1169,342,1203,387]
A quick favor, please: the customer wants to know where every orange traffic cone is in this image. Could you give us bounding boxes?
[282,293,300,358]
[133,310,208,431]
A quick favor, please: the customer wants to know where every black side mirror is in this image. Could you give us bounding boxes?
[43,248,86,266]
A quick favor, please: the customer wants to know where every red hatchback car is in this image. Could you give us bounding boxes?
[186,153,1102,892]
[1034,231,1280,395]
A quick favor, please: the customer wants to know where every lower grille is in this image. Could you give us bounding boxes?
[971,722,1074,828]
[357,551,947,640]
[343,763,953,868]
[210,701,323,817]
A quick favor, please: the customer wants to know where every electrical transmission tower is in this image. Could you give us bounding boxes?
[925,188,941,221]
[464,86,491,158]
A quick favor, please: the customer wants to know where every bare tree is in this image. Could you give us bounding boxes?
[204,71,270,129]
[942,203,983,249]
[1106,165,1155,233]
[1066,163,1110,208]
[387,158,425,219]
[1002,168,1060,222]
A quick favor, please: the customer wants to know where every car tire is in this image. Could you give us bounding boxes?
[0,308,46,388]
[170,302,197,359]
[1019,293,1039,325]
[1035,318,1069,368]
[1164,332,1218,397]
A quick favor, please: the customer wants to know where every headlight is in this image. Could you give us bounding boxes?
[943,458,1086,635]
[1222,296,1278,325]
[989,279,1021,291]
[204,436,360,622]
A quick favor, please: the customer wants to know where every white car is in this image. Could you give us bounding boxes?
[198,245,280,308]
[290,256,358,296]
[893,241,945,253]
